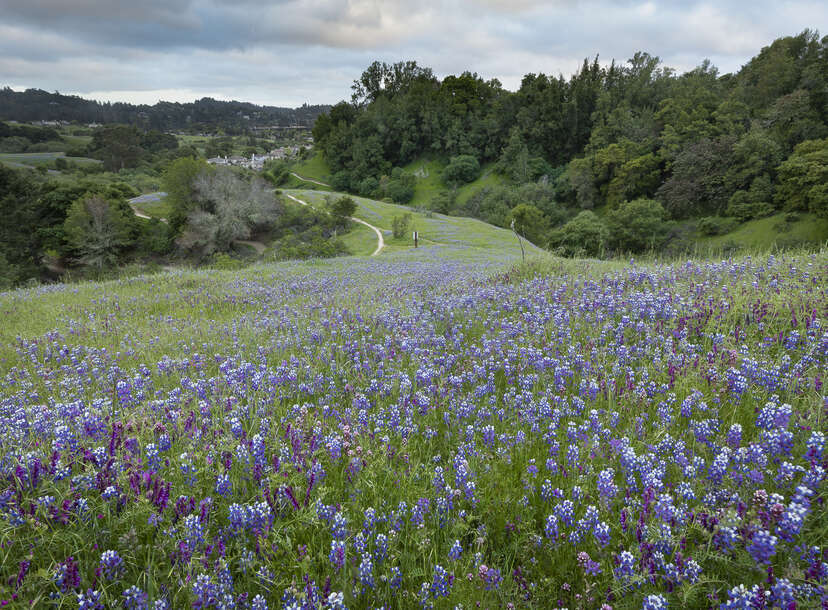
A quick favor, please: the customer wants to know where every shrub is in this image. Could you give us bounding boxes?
[392,213,412,239]
[605,198,668,253]
[330,196,357,218]
[548,210,607,257]
[698,216,739,236]
[508,204,549,246]
[443,155,480,185]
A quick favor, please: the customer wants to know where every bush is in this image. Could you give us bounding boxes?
[508,204,549,246]
[392,213,412,239]
[331,170,352,192]
[430,191,456,215]
[605,198,668,253]
[386,172,415,204]
[698,216,739,236]
[0,136,30,153]
[330,196,357,218]
[548,211,607,257]
[358,176,379,197]
[443,155,480,185]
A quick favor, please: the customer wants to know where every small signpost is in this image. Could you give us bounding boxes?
[413,231,419,248]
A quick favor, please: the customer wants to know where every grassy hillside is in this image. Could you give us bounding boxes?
[695,212,828,253]
[291,151,332,183]
[1,237,824,608]
[402,157,508,209]
[0,151,101,169]
[285,188,541,260]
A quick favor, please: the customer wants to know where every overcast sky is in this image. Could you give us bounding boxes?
[0,0,824,108]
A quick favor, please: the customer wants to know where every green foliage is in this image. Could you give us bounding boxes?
[443,155,481,185]
[163,157,210,233]
[656,137,734,218]
[391,212,413,239]
[330,195,357,219]
[268,227,350,261]
[726,175,776,221]
[385,169,416,203]
[308,31,827,257]
[63,194,136,268]
[605,198,668,252]
[497,128,531,183]
[548,210,607,257]
[697,216,740,236]
[262,159,291,186]
[774,138,828,216]
[508,204,549,246]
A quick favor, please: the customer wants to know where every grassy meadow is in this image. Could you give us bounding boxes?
[1,194,826,609]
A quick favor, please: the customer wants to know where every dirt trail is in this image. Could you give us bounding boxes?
[290,172,330,187]
[284,192,384,256]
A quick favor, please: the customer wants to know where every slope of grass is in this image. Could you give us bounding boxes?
[0,152,101,168]
[696,212,828,253]
[286,188,542,261]
[292,151,332,183]
[403,158,508,209]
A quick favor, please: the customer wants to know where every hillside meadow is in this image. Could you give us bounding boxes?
[0,237,826,608]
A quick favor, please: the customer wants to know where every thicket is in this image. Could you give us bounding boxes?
[312,31,828,253]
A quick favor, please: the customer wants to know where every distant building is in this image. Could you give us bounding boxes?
[206,146,302,171]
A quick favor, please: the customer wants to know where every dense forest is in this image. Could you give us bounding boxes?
[312,31,828,255]
[0,88,330,132]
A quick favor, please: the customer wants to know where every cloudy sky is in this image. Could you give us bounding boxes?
[0,0,824,108]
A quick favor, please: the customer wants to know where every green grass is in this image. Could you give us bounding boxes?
[340,222,379,256]
[695,212,828,253]
[0,152,101,168]
[403,158,508,209]
[286,188,543,261]
[292,151,332,183]
[132,197,171,219]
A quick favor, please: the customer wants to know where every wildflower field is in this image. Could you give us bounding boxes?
[0,245,826,609]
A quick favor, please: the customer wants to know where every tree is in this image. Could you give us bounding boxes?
[774,138,828,216]
[63,194,135,268]
[385,169,416,203]
[178,168,281,258]
[726,175,775,220]
[562,157,598,209]
[498,128,531,183]
[508,204,549,246]
[87,125,145,171]
[330,195,357,219]
[605,198,668,252]
[0,166,41,283]
[656,137,735,218]
[164,157,210,233]
[548,211,607,257]
[392,213,412,239]
[443,155,480,185]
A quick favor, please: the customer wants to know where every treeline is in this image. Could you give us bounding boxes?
[313,31,828,254]
[0,154,361,288]
[0,88,330,133]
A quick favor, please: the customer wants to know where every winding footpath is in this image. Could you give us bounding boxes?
[127,188,384,257]
[284,192,384,256]
[289,172,330,188]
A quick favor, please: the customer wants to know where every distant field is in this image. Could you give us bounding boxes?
[0,151,101,168]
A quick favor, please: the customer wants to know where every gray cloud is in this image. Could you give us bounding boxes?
[0,0,824,106]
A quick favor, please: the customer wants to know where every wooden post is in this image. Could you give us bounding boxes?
[413,231,418,248]
[510,220,525,263]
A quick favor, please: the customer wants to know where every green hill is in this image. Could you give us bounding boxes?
[285,188,542,261]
